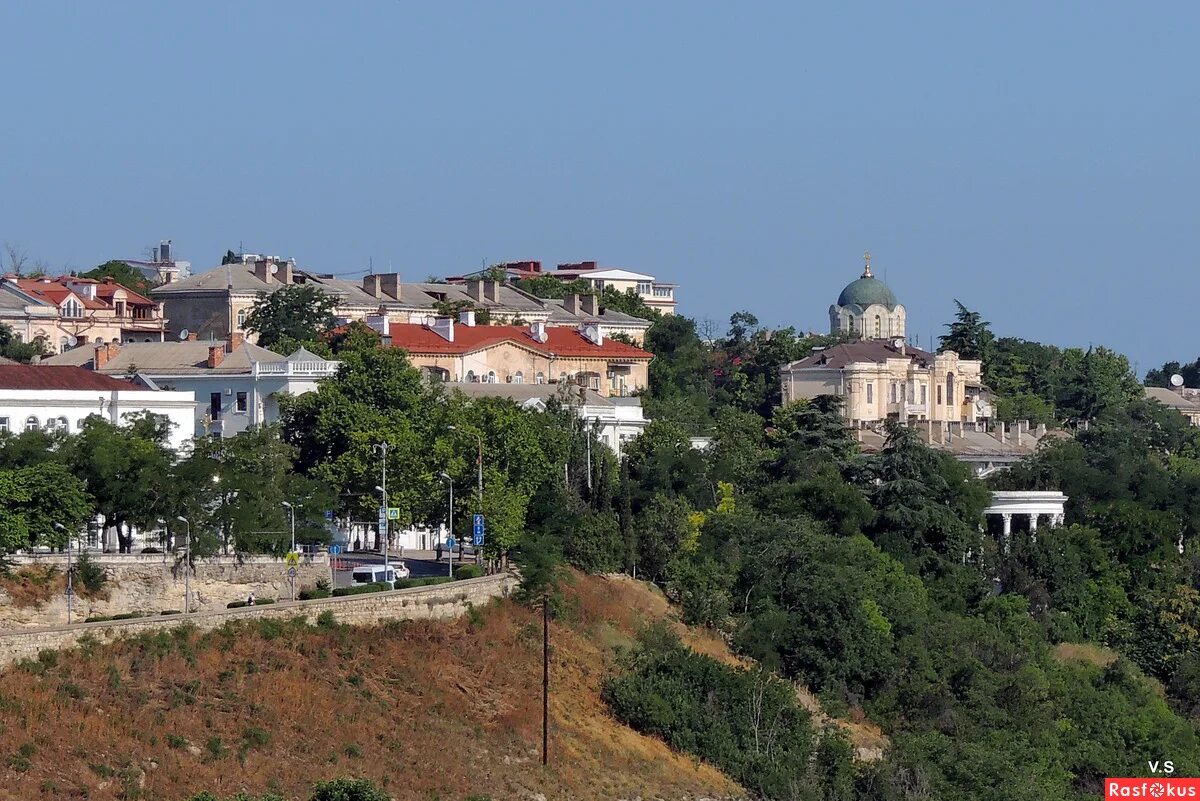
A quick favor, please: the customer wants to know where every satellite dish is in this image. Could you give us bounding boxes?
[1171,373,1185,388]
[269,264,279,275]
[178,328,190,341]
[66,335,78,347]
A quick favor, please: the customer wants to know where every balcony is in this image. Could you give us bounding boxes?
[252,360,340,379]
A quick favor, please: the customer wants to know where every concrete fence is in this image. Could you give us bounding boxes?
[0,572,517,670]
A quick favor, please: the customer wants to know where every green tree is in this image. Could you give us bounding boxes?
[79,260,155,295]
[0,463,90,553]
[0,323,48,364]
[243,284,337,350]
[938,299,994,361]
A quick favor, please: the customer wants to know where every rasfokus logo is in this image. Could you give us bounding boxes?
[1106,779,1200,798]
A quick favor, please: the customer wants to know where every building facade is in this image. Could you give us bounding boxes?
[451,260,678,315]
[43,337,338,439]
[0,364,195,450]
[384,316,652,398]
[0,275,167,353]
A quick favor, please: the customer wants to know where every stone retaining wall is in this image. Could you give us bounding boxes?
[0,555,332,628]
[0,573,517,670]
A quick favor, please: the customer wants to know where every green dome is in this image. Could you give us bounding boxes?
[837,275,898,309]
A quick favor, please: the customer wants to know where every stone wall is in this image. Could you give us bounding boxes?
[0,554,332,629]
[0,573,516,669]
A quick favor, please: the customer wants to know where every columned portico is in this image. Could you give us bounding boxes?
[985,491,1068,552]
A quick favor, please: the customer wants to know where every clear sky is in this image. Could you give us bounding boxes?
[1,2,1196,373]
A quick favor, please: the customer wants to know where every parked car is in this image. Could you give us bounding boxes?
[349,562,410,585]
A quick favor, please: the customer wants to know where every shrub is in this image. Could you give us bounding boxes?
[315,610,338,629]
[140,547,162,554]
[85,612,149,623]
[298,587,331,600]
[166,734,186,749]
[205,736,227,761]
[309,778,389,801]
[331,582,390,597]
[73,552,107,596]
[453,564,484,580]
[394,577,452,590]
[226,598,276,609]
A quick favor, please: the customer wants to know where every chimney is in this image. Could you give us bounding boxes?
[563,293,581,315]
[226,331,245,353]
[363,275,382,298]
[365,314,390,337]
[530,321,548,343]
[252,258,274,284]
[94,342,116,369]
[483,279,501,303]
[466,280,484,302]
[379,273,401,301]
[580,294,599,316]
[459,309,476,327]
[579,322,603,347]
[429,316,455,342]
[281,259,295,285]
[207,345,225,368]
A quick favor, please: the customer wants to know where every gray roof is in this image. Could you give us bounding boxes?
[42,340,289,375]
[0,280,53,311]
[1146,386,1200,412]
[786,341,935,370]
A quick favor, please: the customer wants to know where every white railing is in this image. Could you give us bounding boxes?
[252,360,340,378]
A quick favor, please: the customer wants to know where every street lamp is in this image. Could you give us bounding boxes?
[281,501,296,553]
[53,523,73,625]
[175,516,191,613]
[439,472,453,578]
[374,485,390,576]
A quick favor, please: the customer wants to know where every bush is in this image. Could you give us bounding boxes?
[84,612,149,623]
[140,547,162,554]
[226,598,276,609]
[309,778,389,801]
[298,587,331,600]
[453,564,484,580]
[331,582,391,597]
[394,576,452,590]
[73,552,107,596]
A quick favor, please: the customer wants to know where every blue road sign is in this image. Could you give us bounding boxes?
[445,536,456,551]
[329,544,342,555]
[324,510,334,522]
[472,514,485,546]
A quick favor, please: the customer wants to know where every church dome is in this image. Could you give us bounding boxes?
[836,258,898,309]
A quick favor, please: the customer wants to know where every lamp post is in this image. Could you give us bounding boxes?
[53,523,73,625]
[374,485,390,577]
[175,516,191,613]
[282,501,296,553]
[373,442,390,565]
[440,472,453,578]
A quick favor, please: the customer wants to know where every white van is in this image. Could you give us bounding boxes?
[349,562,410,585]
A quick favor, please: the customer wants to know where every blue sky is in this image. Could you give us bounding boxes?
[1,2,1195,373]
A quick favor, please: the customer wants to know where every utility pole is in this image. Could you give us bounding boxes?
[175,516,191,613]
[53,523,72,624]
[543,595,550,766]
[374,442,389,573]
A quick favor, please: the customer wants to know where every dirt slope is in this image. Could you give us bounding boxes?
[0,572,744,801]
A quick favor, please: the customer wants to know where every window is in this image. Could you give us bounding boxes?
[535,371,545,385]
[486,371,497,384]
[937,385,943,405]
[56,416,68,432]
[653,286,672,297]
[890,382,898,403]
[24,416,38,432]
[62,298,83,318]
[946,373,955,407]
[513,371,524,384]
[847,316,855,333]
[920,384,927,405]
[636,281,651,295]
[114,300,126,317]
[866,382,874,404]
[594,280,605,290]
[209,392,222,421]
[558,372,567,384]
[236,308,248,329]
[235,391,248,413]
[0,417,8,433]
[465,370,476,383]
[874,315,882,338]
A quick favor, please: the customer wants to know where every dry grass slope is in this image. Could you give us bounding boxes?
[0,572,744,801]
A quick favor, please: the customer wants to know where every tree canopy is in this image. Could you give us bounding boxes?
[243,285,338,351]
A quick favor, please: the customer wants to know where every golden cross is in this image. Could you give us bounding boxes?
[862,251,873,277]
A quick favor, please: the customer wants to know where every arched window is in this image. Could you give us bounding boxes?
[236,308,248,329]
[513,371,524,384]
[24,416,39,432]
[946,373,955,407]
[62,298,83,319]
[558,372,567,384]
[535,371,545,385]
[465,370,476,383]
[486,371,497,384]
[846,315,855,333]
[874,315,882,338]
[56,416,68,432]
[937,385,943,405]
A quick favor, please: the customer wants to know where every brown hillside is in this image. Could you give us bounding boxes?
[0,572,744,801]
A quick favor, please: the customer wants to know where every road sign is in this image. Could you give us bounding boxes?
[445,536,456,551]
[284,552,300,567]
[288,567,298,579]
[472,514,485,547]
[387,507,401,520]
[329,544,342,555]
[378,509,388,536]
[324,510,334,522]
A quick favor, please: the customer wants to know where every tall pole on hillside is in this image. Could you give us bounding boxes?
[374,442,389,571]
[54,523,72,625]
[175,516,191,613]
[543,595,550,766]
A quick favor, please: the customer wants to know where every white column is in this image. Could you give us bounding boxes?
[1001,513,1012,555]
[1028,513,1039,532]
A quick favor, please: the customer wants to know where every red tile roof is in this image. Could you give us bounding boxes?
[0,365,136,391]
[386,323,652,360]
[15,277,156,309]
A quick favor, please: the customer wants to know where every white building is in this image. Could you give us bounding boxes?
[0,363,195,450]
[42,337,339,438]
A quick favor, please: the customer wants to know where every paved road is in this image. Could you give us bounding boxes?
[329,549,480,588]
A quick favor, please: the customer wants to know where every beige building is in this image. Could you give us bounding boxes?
[452,260,679,316]
[781,340,985,426]
[0,275,167,353]
[151,254,652,344]
[383,316,652,398]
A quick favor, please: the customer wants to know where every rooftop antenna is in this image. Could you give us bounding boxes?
[369,257,374,276]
